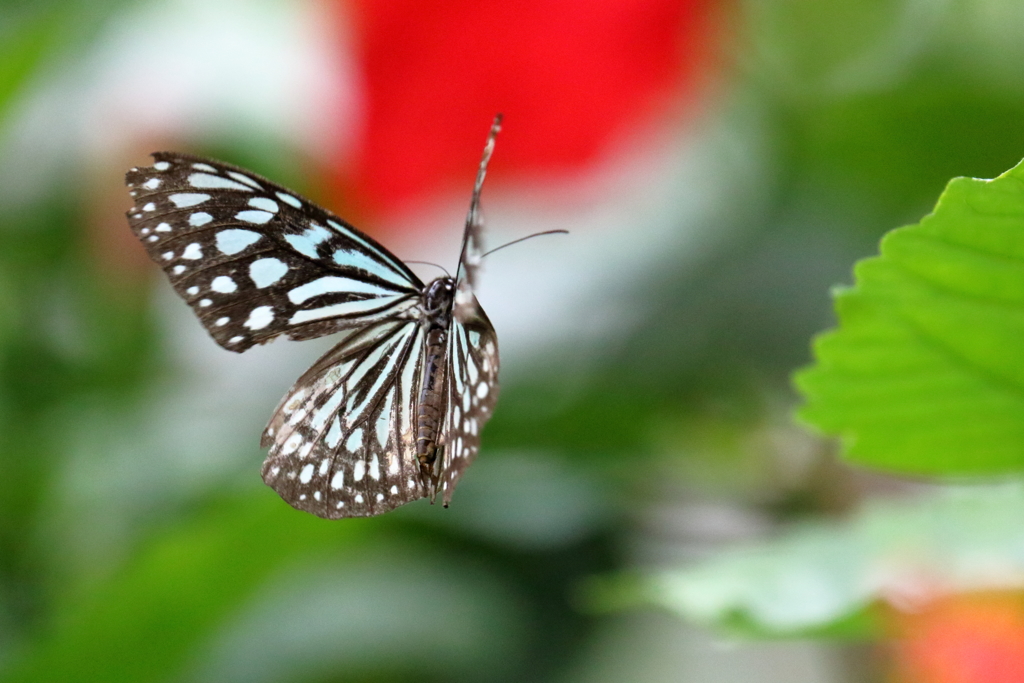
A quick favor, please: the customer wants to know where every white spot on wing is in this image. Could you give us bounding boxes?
[276,192,301,208]
[282,433,303,455]
[249,258,289,287]
[189,212,213,227]
[188,172,253,191]
[181,243,203,260]
[187,286,199,295]
[216,229,262,255]
[143,178,161,190]
[353,459,366,481]
[346,428,363,454]
[369,454,380,481]
[192,163,217,172]
[244,305,274,330]
[326,418,342,448]
[211,276,237,293]
[155,223,172,232]
[235,210,274,224]
[172,265,186,275]
[228,171,262,189]
[248,197,279,213]
[153,161,170,171]
[143,202,155,211]
[331,469,345,489]
[169,193,210,208]
[299,463,314,484]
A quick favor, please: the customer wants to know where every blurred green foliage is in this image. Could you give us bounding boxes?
[0,1,126,126]
[641,484,1024,636]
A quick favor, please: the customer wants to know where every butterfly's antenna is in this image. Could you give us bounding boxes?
[404,260,452,277]
[481,229,569,258]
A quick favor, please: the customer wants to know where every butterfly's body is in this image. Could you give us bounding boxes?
[125,118,504,519]
[415,277,455,482]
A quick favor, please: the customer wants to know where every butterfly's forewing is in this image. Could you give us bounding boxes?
[125,153,423,352]
[452,115,500,308]
[439,301,500,505]
[260,319,430,517]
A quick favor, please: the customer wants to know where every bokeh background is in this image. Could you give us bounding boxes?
[4,1,1024,681]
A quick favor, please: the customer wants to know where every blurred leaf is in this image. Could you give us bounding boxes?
[0,494,367,683]
[742,0,942,96]
[796,158,1024,474]
[188,541,529,683]
[0,1,124,128]
[797,86,1024,222]
[0,6,63,123]
[636,484,1024,637]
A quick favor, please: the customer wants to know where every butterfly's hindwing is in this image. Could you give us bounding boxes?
[260,320,429,518]
[125,153,423,352]
[439,295,500,504]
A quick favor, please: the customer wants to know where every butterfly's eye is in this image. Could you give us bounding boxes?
[422,278,455,313]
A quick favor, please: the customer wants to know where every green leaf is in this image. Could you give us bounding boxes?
[795,158,1024,474]
[636,484,1024,637]
[0,491,531,683]
[0,1,124,129]
[0,494,367,683]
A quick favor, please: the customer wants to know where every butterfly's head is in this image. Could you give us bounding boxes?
[422,277,456,324]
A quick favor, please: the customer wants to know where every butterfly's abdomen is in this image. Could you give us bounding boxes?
[416,326,448,479]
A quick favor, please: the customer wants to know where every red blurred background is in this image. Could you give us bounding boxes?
[336,0,721,214]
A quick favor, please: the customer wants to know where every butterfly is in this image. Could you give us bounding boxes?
[125,116,504,519]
